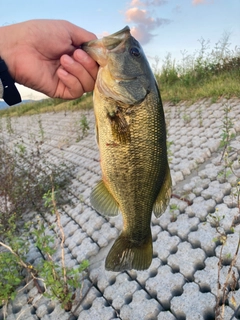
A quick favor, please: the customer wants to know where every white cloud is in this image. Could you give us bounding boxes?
[125,1,170,45]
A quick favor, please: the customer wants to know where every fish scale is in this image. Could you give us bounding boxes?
[82,26,171,271]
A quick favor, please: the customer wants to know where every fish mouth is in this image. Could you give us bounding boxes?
[81,26,131,67]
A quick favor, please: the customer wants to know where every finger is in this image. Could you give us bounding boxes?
[65,21,97,46]
[60,54,97,92]
[57,67,84,99]
[73,49,98,80]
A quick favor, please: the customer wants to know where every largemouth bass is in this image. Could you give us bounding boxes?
[82,26,171,272]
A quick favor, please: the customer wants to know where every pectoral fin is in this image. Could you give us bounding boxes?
[90,180,120,216]
[153,165,172,217]
[107,108,131,144]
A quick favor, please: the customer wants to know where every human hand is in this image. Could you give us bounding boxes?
[0,19,98,99]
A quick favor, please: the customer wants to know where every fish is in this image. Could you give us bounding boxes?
[82,26,171,272]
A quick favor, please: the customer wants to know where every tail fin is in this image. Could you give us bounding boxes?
[105,232,152,272]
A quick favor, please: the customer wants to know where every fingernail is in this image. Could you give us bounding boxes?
[63,55,74,65]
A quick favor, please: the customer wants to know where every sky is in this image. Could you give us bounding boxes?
[1,0,239,100]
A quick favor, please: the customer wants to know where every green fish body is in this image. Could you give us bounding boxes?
[82,26,171,272]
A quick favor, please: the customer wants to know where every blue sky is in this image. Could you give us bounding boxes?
[1,0,239,99]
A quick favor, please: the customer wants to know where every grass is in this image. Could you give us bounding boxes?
[0,92,93,117]
[0,127,89,313]
[155,32,240,103]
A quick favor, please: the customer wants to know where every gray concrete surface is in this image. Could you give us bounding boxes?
[0,97,240,320]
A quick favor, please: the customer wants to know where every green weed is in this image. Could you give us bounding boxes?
[76,114,90,142]
[156,32,240,103]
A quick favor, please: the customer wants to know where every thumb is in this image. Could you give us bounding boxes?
[66,21,97,47]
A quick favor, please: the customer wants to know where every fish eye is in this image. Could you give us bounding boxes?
[130,47,141,57]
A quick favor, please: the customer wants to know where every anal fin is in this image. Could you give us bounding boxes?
[153,164,172,217]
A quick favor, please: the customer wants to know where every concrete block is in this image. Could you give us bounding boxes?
[215,233,240,269]
[228,289,240,315]
[171,283,215,320]
[81,213,105,235]
[171,171,184,185]
[128,258,162,286]
[89,264,116,292]
[201,181,231,203]
[188,148,205,164]
[188,222,217,256]
[213,204,239,231]
[63,220,79,237]
[186,197,216,221]
[104,273,139,310]
[194,256,238,297]
[78,297,116,320]
[157,311,177,320]
[146,265,185,309]
[91,230,108,247]
[158,207,180,230]
[167,242,206,280]
[173,160,191,176]
[98,223,119,242]
[167,215,199,240]
[120,290,162,320]
[73,237,99,262]
[153,231,180,262]
[36,304,48,318]
[46,303,69,320]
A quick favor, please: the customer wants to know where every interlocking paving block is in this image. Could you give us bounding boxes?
[153,230,180,262]
[213,204,239,231]
[120,289,162,320]
[188,222,218,256]
[78,296,117,320]
[215,306,238,320]
[36,304,48,318]
[194,256,239,298]
[81,212,105,235]
[167,214,199,240]
[146,265,185,309]
[2,100,240,319]
[72,237,99,262]
[89,263,117,292]
[158,207,179,230]
[167,242,206,280]
[65,230,87,250]
[198,163,222,181]
[185,196,216,221]
[63,220,79,237]
[97,222,119,242]
[170,282,216,320]
[228,289,240,317]
[173,159,191,176]
[171,171,184,185]
[201,181,231,203]
[224,193,240,209]
[42,303,69,320]
[157,311,177,320]
[215,233,240,270]
[127,257,162,286]
[201,137,220,152]
[104,273,139,311]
